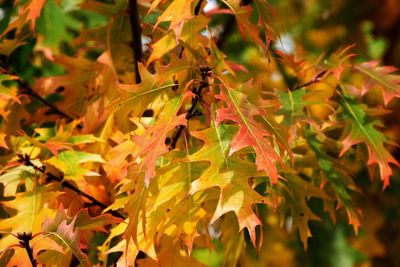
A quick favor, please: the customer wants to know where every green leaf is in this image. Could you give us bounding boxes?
[46,151,105,187]
[42,209,90,267]
[36,0,81,51]
[0,165,35,197]
[339,93,399,189]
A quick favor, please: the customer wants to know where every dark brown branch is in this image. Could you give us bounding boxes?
[128,0,143,84]
[0,66,74,122]
[170,67,211,149]
[17,232,37,267]
[293,70,327,90]
[16,153,125,219]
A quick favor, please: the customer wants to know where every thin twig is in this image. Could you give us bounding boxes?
[16,153,125,219]
[128,0,143,84]
[170,67,211,149]
[0,65,74,122]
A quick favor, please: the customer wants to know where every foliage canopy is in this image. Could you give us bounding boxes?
[0,0,399,266]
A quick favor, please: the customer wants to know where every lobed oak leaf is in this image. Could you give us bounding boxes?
[46,151,105,189]
[154,0,196,42]
[221,0,268,53]
[188,123,273,245]
[353,61,400,106]
[0,185,61,265]
[0,165,36,197]
[42,210,90,267]
[339,94,399,189]
[148,15,209,63]
[21,0,46,30]
[276,88,319,129]
[188,123,236,194]
[281,174,330,248]
[210,155,273,246]
[0,185,61,235]
[215,86,285,184]
[306,131,362,234]
[132,95,189,184]
[73,209,123,232]
[136,236,205,267]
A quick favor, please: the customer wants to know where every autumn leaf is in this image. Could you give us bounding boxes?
[21,0,46,30]
[306,131,362,234]
[339,92,399,189]
[280,174,331,248]
[210,155,273,246]
[46,151,105,188]
[152,0,196,42]
[188,123,273,245]
[42,209,90,267]
[221,0,267,52]
[0,185,61,265]
[0,165,36,197]
[215,83,287,184]
[276,88,318,128]
[188,123,235,194]
[132,95,188,184]
[353,61,400,105]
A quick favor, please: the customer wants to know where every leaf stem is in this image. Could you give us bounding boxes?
[16,232,37,267]
[16,153,125,219]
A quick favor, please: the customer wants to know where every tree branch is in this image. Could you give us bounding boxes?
[128,0,143,84]
[17,232,37,267]
[16,153,125,219]
[170,67,211,149]
[0,66,74,122]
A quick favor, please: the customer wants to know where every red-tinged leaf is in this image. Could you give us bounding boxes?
[133,95,188,184]
[215,85,284,184]
[104,140,136,182]
[74,209,123,232]
[21,0,46,30]
[123,176,149,249]
[339,93,399,189]
[329,45,356,81]
[210,155,273,246]
[274,50,306,77]
[154,0,196,42]
[221,0,267,52]
[306,131,362,234]
[188,123,273,245]
[42,211,90,267]
[353,61,400,105]
[253,0,279,46]
[46,140,72,157]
